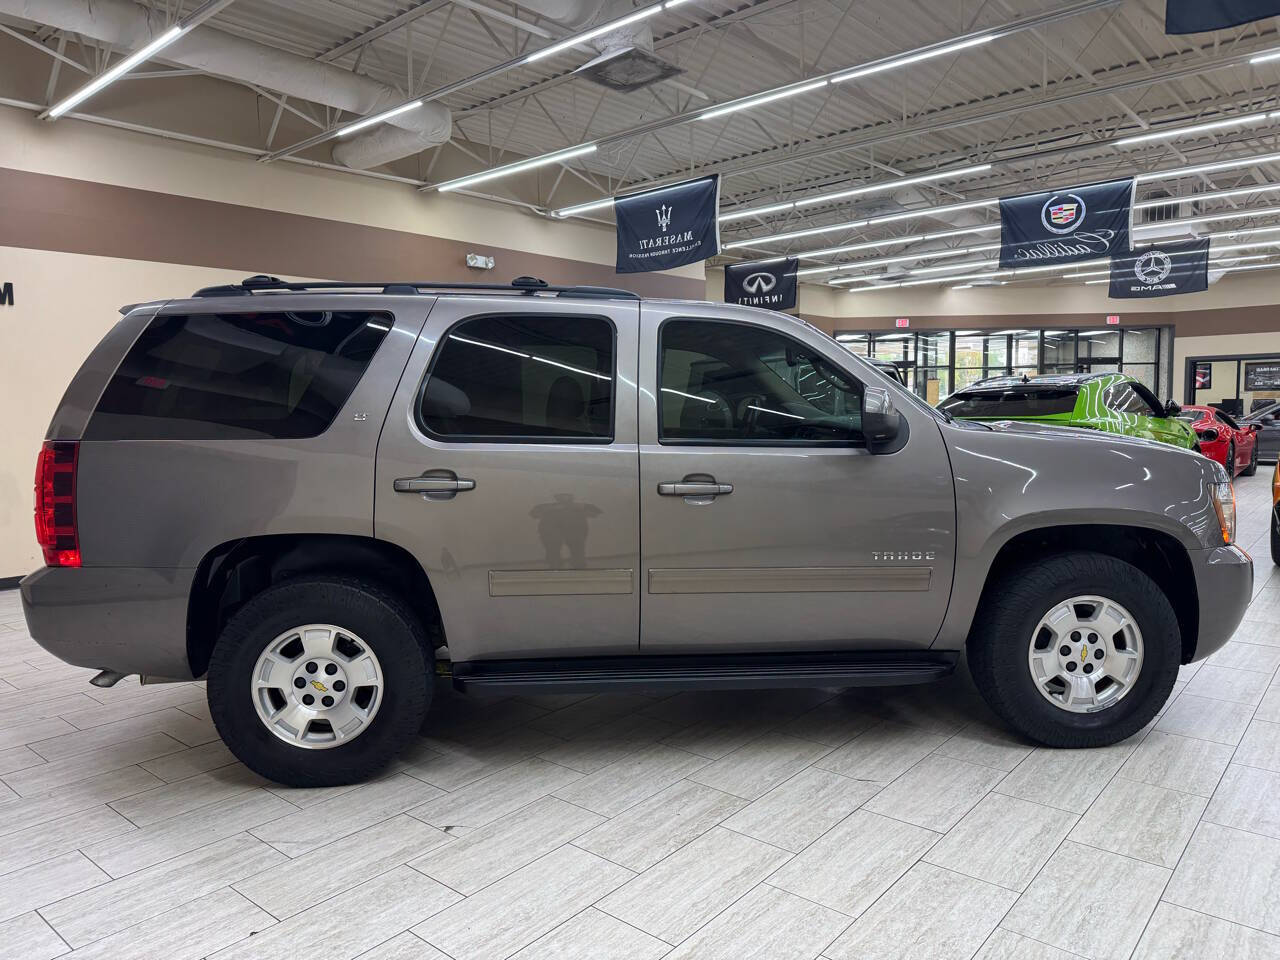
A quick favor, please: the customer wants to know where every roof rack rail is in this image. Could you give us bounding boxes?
[190,275,640,300]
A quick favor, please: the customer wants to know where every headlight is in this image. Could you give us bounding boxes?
[1210,480,1237,545]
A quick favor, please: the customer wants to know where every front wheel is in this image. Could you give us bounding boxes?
[1271,509,1280,567]
[968,552,1180,748]
[207,576,431,787]
[1227,441,1237,476]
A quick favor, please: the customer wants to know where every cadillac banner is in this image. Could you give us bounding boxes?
[999,179,1134,269]
[1108,238,1210,299]
[1166,0,1280,34]
[615,174,720,274]
[724,257,798,310]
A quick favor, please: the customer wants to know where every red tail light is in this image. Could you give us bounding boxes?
[34,441,80,567]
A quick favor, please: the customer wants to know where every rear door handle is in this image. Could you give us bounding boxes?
[657,474,733,504]
[657,482,733,497]
[394,470,475,501]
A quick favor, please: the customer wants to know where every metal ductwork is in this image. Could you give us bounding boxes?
[0,0,451,169]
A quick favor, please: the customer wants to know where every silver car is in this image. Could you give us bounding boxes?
[22,276,1252,786]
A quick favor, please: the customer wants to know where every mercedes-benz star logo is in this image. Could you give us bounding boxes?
[656,203,673,232]
[1134,250,1172,285]
[742,272,777,294]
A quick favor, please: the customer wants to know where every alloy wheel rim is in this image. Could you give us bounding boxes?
[1027,595,1144,714]
[251,624,384,749]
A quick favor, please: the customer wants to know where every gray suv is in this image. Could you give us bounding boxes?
[22,276,1252,786]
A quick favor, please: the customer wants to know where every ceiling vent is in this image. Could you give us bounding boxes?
[575,46,684,92]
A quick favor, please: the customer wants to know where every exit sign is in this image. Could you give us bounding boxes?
[1105,315,1120,325]
[895,317,910,328]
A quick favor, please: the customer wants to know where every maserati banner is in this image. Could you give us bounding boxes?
[999,179,1134,269]
[1108,238,1210,299]
[724,257,798,310]
[1166,0,1280,34]
[615,175,720,274]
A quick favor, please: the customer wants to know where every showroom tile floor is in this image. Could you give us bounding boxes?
[0,475,1276,960]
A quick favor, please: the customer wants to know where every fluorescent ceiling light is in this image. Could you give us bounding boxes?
[1250,48,1280,64]
[524,4,665,62]
[1132,203,1280,233]
[723,198,997,249]
[437,144,597,192]
[951,284,975,290]
[1084,279,1109,285]
[816,242,1001,280]
[1114,111,1274,147]
[551,196,615,218]
[831,33,998,83]
[49,25,185,118]
[338,100,424,137]
[1134,149,1280,182]
[698,79,830,121]
[1134,183,1280,209]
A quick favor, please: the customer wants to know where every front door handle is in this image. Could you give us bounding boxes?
[657,474,733,504]
[394,470,475,501]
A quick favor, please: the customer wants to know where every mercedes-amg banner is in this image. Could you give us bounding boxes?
[1108,238,1210,299]
[999,179,1134,269]
[615,175,720,274]
[1166,0,1280,34]
[724,257,798,310]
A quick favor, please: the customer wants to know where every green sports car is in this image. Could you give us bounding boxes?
[937,372,1197,450]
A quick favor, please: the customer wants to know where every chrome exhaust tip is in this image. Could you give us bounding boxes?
[89,669,128,688]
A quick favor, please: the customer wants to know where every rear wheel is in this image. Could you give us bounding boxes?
[968,552,1180,748]
[208,576,431,786]
[1243,443,1258,477]
[1271,509,1280,567]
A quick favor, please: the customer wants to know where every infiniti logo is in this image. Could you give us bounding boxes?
[742,272,777,294]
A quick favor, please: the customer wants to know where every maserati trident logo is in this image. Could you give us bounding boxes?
[1134,250,1173,285]
[656,203,673,233]
[742,272,777,294]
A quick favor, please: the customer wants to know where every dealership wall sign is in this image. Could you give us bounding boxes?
[1108,238,1209,299]
[615,175,720,274]
[1246,361,1280,392]
[724,257,797,309]
[1165,0,1280,34]
[998,179,1133,269]
[0,282,11,306]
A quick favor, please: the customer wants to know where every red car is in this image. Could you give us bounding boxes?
[1177,405,1260,477]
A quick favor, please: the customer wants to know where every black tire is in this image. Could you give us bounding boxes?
[1243,443,1258,477]
[967,552,1180,749]
[207,576,431,787]
[1227,441,1236,477]
[1271,509,1280,568]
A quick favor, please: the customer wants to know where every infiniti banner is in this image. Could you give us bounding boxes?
[1166,0,1280,34]
[1108,238,1209,299]
[998,179,1134,269]
[724,257,798,310]
[615,175,720,274]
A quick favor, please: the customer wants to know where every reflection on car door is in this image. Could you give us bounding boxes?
[637,305,957,653]
[374,297,641,662]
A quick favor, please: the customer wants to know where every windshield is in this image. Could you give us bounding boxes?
[939,387,1080,419]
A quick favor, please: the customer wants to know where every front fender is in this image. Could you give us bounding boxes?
[933,420,1223,649]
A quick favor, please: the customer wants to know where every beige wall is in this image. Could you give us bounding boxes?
[1174,332,1280,401]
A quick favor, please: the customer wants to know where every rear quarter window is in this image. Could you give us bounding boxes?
[939,388,1079,419]
[84,310,390,440]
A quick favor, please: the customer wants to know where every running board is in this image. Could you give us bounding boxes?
[450,650,957,695]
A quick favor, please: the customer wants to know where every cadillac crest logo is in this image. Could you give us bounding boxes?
[1133,250,1172,285]
[1041,193,1086,234]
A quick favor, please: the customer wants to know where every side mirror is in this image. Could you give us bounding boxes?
[1163,400,1181,417]
[862,386,904,453]
[1263,415,1277,425]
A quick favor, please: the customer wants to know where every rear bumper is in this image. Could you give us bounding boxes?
[1188,544,1253,662]
[20,566,196,679]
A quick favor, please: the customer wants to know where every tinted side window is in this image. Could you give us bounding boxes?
[419,314,614,441]
[1110,383,1161,417]
[86,311,390,441]
[659,319,863,444]
[938,388,1079,419]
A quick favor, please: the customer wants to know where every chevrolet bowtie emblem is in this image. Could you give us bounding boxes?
[1081,648,1088,663]
[310,680,328,692]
